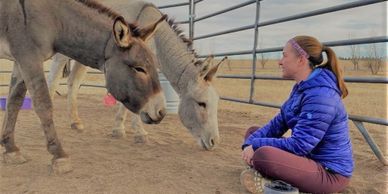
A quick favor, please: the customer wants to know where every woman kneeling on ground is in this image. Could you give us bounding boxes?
[241,35,353,194]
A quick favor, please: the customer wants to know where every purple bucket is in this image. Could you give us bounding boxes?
[0,96,32,110]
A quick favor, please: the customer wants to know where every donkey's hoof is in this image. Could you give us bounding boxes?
[112,128,126,138]
[71,122,84,132]
[3,151,27,164]
[51,157,72,174]
[134,135,148,144]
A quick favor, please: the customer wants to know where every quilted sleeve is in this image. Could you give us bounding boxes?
[249,91,337,156]
[242,112,288,149]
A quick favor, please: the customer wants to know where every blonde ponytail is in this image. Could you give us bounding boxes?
[324,46,348,98]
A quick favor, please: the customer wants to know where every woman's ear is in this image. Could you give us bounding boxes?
[298,55,309,67]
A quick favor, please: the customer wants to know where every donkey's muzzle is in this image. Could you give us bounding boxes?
[200,136,219,151]
[140,108,166,124]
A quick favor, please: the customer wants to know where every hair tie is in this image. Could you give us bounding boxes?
[322,45,328,52]
[288,39,309,59]
[309,53,323,65]
[313,63,326,69]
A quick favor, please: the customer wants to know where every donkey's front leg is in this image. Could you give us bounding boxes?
[1,64,28,164]
[111,103,148,143]
[130,111,148,143]
[112,103,128,138]
[17,61,71,174]
[67,61,87,131]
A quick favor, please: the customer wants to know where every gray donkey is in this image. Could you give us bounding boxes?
[47,0,223,150]
[0,0,166,173]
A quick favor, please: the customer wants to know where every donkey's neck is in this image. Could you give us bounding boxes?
[154,23,197,94]
[138,7,198,94]
[54,0,115,70]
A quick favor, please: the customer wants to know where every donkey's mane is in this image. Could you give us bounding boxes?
[164,16,204,66]
[75,0,121,20]
[165,17,192,47]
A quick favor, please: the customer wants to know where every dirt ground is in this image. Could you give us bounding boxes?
[0,92,387,194]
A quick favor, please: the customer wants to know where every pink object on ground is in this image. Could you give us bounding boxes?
[103,93,117,107]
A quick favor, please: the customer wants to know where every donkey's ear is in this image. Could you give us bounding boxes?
[113,16,132,48]
[200,56,227,82]
[135,15,167,42]
[199,56,214,78]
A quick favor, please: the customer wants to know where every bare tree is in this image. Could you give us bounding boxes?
[259,52,269,69]
[258,37,268,69]
[348,34,361,71]
[365,43,383,75]
[226,58,232,71]
[350,45,361,70]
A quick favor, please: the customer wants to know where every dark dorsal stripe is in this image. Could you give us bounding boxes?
[75,0,120,20]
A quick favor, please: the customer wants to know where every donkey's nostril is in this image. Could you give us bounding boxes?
[158,109,166,118]
[210,138,215,147]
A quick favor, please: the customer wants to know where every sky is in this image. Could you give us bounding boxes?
[146,0,387,59]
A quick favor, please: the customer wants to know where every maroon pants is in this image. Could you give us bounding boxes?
[245,126,350,194]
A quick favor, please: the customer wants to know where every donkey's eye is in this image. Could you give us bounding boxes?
[133,67,147,74]
[197,102,206,108]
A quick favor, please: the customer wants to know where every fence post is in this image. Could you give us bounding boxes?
[249,0,261,103]
[352,120,388,166]
[189,0,196,48]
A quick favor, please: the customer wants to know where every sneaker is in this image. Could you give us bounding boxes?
[263,180,299,194]
[240,168,270,194]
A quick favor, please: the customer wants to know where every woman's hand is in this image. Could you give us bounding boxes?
[241,145,255,166]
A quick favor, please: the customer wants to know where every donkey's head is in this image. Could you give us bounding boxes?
[104,16,166,124]
[178,57,224,150]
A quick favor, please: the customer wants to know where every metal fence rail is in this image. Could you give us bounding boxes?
[198,36,388,58]
[218,75,388,84]
[193,0,385,40]
[194,0,256,23]
[157,0,203,9]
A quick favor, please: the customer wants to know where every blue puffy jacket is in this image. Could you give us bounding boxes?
[243,68,353,177]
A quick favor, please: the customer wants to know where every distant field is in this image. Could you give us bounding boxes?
[1,58,387,120]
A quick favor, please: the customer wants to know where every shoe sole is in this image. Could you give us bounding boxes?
[240,168,264,193]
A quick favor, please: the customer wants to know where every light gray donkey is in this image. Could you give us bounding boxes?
[0,0,167,173]
[48,0,224,150]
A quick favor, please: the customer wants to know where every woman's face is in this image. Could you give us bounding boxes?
[278,43,301,79]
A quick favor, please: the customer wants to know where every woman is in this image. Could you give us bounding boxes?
[240,36,353,193]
